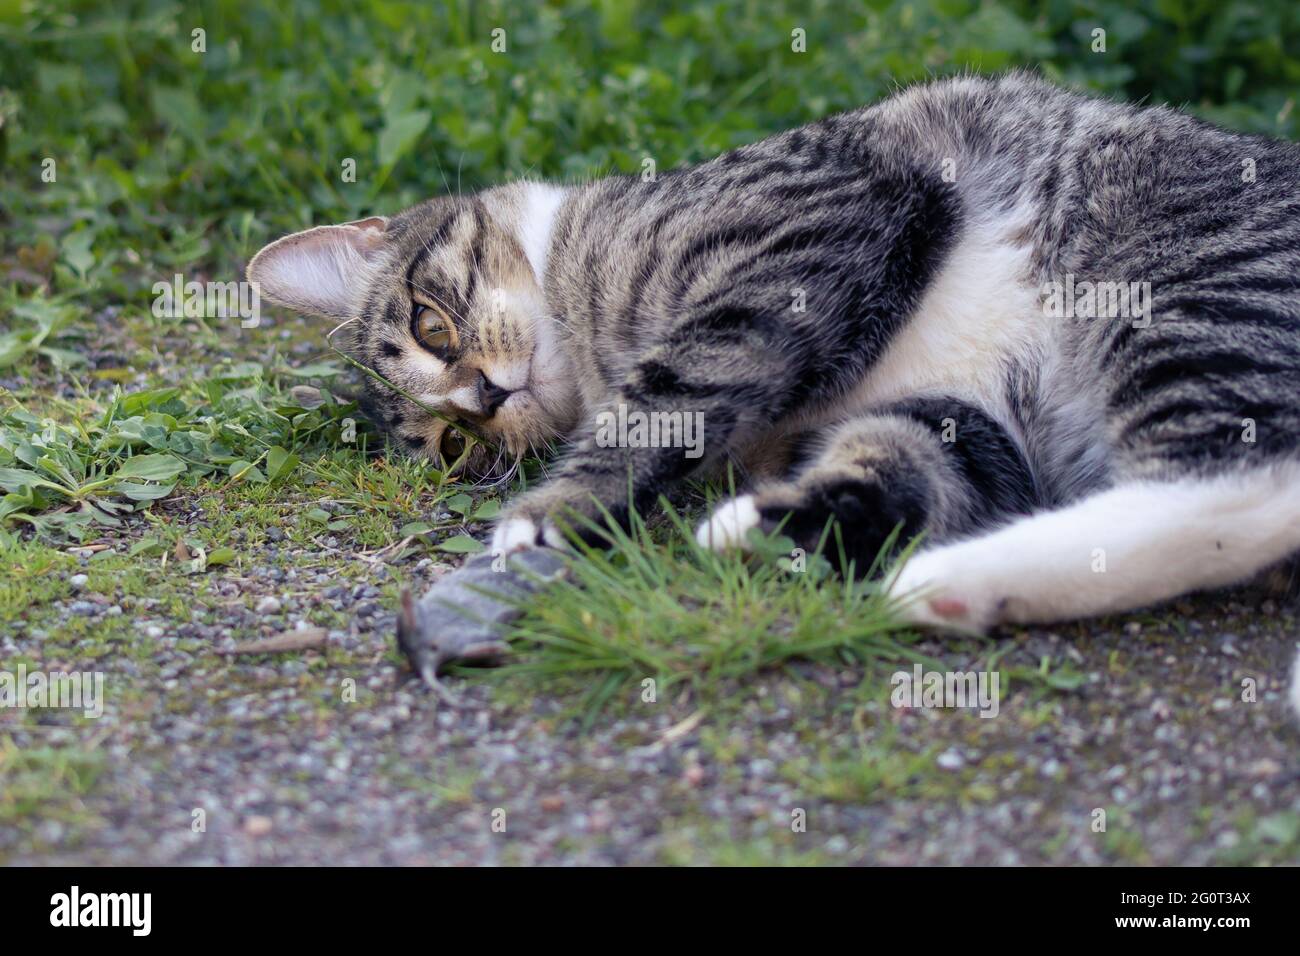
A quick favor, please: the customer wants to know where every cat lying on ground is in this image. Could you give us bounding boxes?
[248,72,1300,708]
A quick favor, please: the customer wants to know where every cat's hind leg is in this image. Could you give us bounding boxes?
[697,396,1039,573]
[891,458,1300,631]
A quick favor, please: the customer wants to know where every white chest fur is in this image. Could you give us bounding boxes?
[841,214,1049,430]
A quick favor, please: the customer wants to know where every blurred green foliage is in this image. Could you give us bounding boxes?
[0,0,1298,292]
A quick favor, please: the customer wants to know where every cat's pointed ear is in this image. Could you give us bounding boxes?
[247,216,389,319]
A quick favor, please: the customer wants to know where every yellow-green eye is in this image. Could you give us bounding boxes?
[412,304,457,358]
[439,427,466,463]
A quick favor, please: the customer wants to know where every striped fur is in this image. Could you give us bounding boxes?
[250,73,1300,689]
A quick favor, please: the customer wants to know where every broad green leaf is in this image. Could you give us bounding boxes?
[445,492,473,517]
[61,230,96,277]
[205,547,237,567]
[115,453,186,482]
[279,362,342,378]
[435,534,486,554]
[378,109,431,169]
[120,388,182,416]
[129,536,166,557]
[0,467,71,495]
[116,481,177,502]
[226,460,267,483]
[266,446,300,482]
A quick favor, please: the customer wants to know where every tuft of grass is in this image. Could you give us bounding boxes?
[782,731,942,804]
[0,537,78,623]
[656,821,837,865]
[0,354,513,551]
[490,498,946,718]
[1216,809,1300,865]
[0,735,104,831]
[0,359,368,539]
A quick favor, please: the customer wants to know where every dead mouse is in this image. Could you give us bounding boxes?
[395,547,569,704]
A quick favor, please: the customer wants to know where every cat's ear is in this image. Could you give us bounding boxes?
[247,216,389,319]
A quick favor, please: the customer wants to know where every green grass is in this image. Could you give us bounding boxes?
[1216,809,1300,865]
[0,735,104,830]
[780,732,944,803]
[657,825,838,865]
[484,503,937,713]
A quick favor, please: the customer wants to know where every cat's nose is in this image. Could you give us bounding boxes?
[477,371,513,417]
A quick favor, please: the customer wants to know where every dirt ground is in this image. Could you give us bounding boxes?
[5,547,1298,865]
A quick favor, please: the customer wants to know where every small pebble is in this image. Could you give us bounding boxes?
[243,815,273,837]
[937,749,964,770]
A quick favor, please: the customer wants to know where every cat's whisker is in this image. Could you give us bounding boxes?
[326,316,361,342]
[430,152,454,201]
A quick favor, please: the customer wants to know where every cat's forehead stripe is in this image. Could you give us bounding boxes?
[404,211,459,291]
[400,207,488,319]
[463,202,487,305]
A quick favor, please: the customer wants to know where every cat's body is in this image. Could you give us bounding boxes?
[249,73,1300,650]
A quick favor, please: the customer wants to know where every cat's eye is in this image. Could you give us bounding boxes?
[439,427,466,463]
[412,303,458,359]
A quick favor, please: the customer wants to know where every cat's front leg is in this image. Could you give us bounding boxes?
[698,396,1039,575]
[492,288,812,554]
[491,395,713,555]
[490,468,625,554]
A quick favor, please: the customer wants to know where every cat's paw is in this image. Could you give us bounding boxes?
[492,476,605,555]
[695,495,760,551]
[888,548,999,634]
[491,516,565,556]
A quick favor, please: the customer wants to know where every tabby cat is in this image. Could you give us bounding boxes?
[247,73,1300,657]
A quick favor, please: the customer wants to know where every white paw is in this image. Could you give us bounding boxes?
[491,516,563,557]
[539,519,566,549]
[695,495,760,551]
[888,548,996,634]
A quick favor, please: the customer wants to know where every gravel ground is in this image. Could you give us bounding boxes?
[4,540,1299,866]
[4,314,1298,866]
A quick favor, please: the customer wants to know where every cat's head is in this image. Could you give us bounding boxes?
[247,183,578,477]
